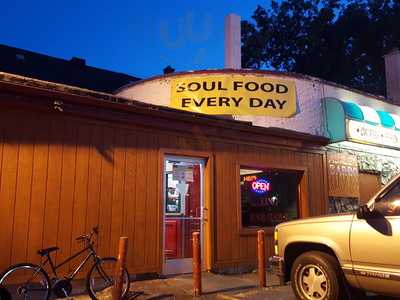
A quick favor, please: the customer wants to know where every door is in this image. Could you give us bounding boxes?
[359,172,381,205]
[350,179,400,295]
[163,156,204,275]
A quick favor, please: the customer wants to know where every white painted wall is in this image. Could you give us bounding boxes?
[235,75,325,136]
[116,70,392,137]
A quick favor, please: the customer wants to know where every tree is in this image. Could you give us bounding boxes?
[242,0,400,96]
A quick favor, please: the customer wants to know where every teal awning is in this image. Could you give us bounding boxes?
[376,111,395,128]
[323,97,400,142]
[342,102,364,121]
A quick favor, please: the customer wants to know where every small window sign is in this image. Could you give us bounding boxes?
[172,165,194,182]
[251,179,271,194]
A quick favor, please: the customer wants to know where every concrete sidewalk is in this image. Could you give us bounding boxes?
[127,272,396,300]
[125,271,294,300]
[61,271,294,300]
[58,270,399,300]
[62,271,395,300]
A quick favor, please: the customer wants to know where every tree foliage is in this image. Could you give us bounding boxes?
[242,0,400,96]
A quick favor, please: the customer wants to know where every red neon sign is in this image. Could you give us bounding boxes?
[243,175,257,182]
[251,179,271,194]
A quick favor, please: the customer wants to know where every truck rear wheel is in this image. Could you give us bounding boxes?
[291,251,341,300]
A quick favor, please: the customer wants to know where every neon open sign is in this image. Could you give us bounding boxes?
[251,179,271,194]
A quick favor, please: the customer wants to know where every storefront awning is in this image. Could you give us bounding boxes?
[340,101,399,127]
[323,97,400,149]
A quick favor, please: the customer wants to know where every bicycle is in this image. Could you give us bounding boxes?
[0,227,130,300]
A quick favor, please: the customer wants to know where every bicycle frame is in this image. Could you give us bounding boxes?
[42,243,99,281]
[0,228,109,299]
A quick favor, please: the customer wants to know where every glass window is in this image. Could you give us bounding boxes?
[328,197,359,214]
[165,172,184,215]
[240,167,301,228]
[374,181,400,216]
[165,160,197,215]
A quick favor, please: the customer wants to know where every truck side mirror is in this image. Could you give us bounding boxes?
[357,204,371,219]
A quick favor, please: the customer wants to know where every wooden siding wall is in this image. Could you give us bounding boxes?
[0,106,327,275]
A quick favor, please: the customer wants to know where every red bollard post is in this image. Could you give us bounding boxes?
[257,230,266,288]
[113,237,128,300]
[192,231,202,296]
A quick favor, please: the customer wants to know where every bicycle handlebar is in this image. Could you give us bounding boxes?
[75,227,99,244]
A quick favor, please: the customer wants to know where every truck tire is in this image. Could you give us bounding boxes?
[291,251,341,300]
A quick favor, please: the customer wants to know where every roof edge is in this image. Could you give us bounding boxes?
[0,71,329,145]
[114,68,388,103]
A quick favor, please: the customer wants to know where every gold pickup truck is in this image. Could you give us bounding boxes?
[271,174,400,300]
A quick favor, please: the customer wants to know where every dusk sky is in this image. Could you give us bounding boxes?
[1,1,269,79]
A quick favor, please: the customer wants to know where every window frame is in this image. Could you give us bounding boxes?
[236,162,308,236]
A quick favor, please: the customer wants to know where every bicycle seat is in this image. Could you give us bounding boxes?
[37,246,59,256]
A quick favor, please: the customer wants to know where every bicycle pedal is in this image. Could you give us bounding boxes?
[52,279,72,298]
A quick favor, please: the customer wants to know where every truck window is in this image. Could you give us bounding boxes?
[374,181,400,216]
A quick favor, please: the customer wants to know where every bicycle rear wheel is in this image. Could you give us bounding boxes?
[86,257,130,300]
[0,263,50,300]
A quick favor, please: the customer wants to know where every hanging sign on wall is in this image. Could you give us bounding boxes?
[327,151,359,198]
[170,75,297,116]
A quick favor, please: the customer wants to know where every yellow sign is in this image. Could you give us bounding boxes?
[170,75,296,116]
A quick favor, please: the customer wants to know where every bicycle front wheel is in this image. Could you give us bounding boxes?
[86,257,130,300]
[0,263,50,300]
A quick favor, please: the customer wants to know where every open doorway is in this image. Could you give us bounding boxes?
[163,156,205,275]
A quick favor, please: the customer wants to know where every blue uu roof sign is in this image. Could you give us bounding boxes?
[323,97,400,149]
